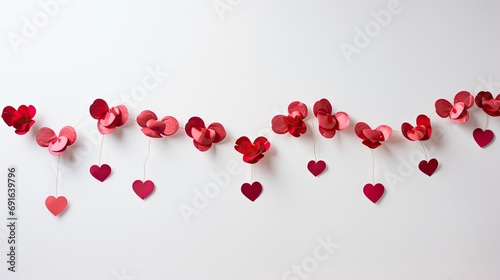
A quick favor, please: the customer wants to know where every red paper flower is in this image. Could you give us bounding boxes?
[401,114,432,141]
[185,116,226,152]
[89,99,129,134]
[355,122,392,149]
[2,105,36,135]
[234,136,270,164]
[313,98,350,138]
[271,101,308,137]
[36,126,77,156]
[137,110,179,138]
[435,91,474,123]
[475,91,500,117]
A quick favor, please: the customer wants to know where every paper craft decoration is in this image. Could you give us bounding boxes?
[473,128,494,148]
[401,114,439,176]
[137,110,179,138]
[355,122,392,149]
[435,91,474,124]
[271,101,308,137]
[307,160,326,177]
[313,98,350,138]
[89,164,112,182]
[185,116,226,151]
[36,126,77,155]
[45,196,68,216]
[2,105,36,135]
[235,136,270,201]
[132,180,155,200]
[363,183,384,204]
[475,91,500,116]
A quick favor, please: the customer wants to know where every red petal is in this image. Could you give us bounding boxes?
[288,121,307,137]
[317,113,337,130]
[161,116,179,136]
[59,126,77,145]
[454,91,474,108]
[334,112,350,130]
[363,129,383,142]
[98,124,115,134]
[137,110,158,128]
[362,139,381,149]
[243,154,264,164]
[26,105,36,118]
[313,99,332,116]
[318,126,336,138]
[114,105,129,126]
[254,136,270,152]
[271,115,289,134]
[235,136,255,155]
[141,127,162,138]
[193,140,211,152]
[2,106,16,126]
[185,117,205,138]
[416,114,431,140]
[435,99,453,118]
[36,127,57,147]
[354,122,370,140]
[475,91,492,108]
[89,99,109,119]
[401,122,414,141]
[146,119,166,135]
[288,101,308,118]
[208,123,226,143]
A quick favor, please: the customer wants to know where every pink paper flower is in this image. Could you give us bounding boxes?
[36,126,77,156]
[355,122,392,149]
[435,91,474,123]
[137,110,179,138]
[2,105,36,135]
[313,98,350,138]
[185,116,226,152]
[271,101,308,137]
[89,99,129,134]
[234,136,270,164]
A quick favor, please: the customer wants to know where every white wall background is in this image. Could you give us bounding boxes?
[1,0,500,279]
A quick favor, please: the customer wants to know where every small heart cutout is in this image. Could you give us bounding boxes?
[363,183,385,204]
[90,164,111,182]
[241,182,263,202]
[132,180,155,200]
[45,196,68,216]
[307,160,327,177]
[418,158,438,177]
[473,128,494,148]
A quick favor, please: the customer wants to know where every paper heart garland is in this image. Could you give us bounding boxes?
[473,128,494,148]
[435,91,474,124]
[36,126,77,155]
[132,180,155,199]
[241,182,263,201]
[307,160,326,177]
[2,105,36,135]
[45,196,68,216]
[89,99,129,134]
[418,159,439,177]
[313,99,350,138]
[354,122,392,149]
[363,183,385,203]
[272,101,308,137]
[90,164,112,182]
[185,117,226,152]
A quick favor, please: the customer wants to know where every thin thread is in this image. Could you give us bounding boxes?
[98,135,104,165]
[251,165,255,182]
[74,115,90,128]
[311,118,318,161]
[55,156,61,197]
[419,141,429,160]
[143,138,152,181]
[484,115,489,130]
[371,149,375,184]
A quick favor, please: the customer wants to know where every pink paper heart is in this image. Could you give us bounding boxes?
[90,164,112,182]
[418,158,438,177]
[363,183,385,203]
[241,182,262,202]
[132,180,155,200]
[473,128,494,148]
[45,196,68,216]
[307,160,327,177]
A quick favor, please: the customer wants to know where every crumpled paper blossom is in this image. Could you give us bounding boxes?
[313,98,350,138]
[36,126,77,155]
[185,116,226,151]
[234,136,270,164]
[355,122,392,149]
[401,114,432,141]
[89,99,129,134]
[137,110,179,138]
[2,105,36,135]
[435,91,474,123]
[272,101,308,137]
[475,91,500,117]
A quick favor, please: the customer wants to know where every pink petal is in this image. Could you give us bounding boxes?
[59,126,77,145]
[36,127,57,147]
[161,116,179,136]
[146,119,166,135]
[317,113,337,130]
[48,136,69,153]
[137,110,158,128]
[98,123,115,134]
[318,126,336,138]
[354,122,371,140]
[185,117,205,138]
[114,105,129,126]
[449,102,465,119]
[208,123,226,143]
[141,127,162,138]
[334,112,350,130]
[288,101,308,118]
[376,125,392,141]
[101,109,118,127]
[271,115,289,134]
[191,127,215,145]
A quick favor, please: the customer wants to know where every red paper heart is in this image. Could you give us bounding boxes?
[473,128,494,148]
[418,158,438,177]
[132,180,155,199]
[241,182,263,201]
[45,196,68,216]
[363,183,385,203]
[307,160,326,177]
[90,164,111,182]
